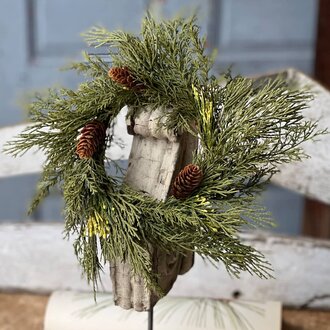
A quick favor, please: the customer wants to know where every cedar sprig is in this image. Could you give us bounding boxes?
[83,14,213,131]
[4,15,327,295]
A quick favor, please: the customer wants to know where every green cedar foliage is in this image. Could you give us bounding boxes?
[5,15,325,294]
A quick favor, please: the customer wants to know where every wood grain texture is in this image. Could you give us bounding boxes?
[110,109,196,311]
[303,197,330,238]
[1,223,330,309]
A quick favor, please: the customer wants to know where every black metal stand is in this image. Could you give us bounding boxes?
[148,306,154,330]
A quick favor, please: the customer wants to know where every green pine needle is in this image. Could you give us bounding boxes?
[4,15,326,295]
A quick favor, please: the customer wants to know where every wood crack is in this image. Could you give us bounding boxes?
[300,294,330,308]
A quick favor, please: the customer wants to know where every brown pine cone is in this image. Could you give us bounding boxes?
[172,164,203,199]
[108,66,144,90]
[76,120,107,159]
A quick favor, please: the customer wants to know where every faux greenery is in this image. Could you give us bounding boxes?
[5,15,324,294]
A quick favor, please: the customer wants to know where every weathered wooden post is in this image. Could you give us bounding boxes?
[110,108,196,311]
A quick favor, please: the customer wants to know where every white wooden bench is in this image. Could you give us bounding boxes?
[0,68,329,308]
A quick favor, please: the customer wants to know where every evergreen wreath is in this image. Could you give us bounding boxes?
[5,15,325,294]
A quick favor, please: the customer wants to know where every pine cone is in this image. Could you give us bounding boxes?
[108,66,144,90]
[172,164,203,199]
[76,120,107,159]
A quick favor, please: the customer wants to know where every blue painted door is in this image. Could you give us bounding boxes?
[0,0,319,125]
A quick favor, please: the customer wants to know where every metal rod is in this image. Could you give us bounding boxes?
[148,306,154,330]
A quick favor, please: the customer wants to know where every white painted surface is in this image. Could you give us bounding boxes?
[272,69,330,204]
[0,107,132,178]
[0,124,46,178]
[1,223,329,308]
[44,291,281,330]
